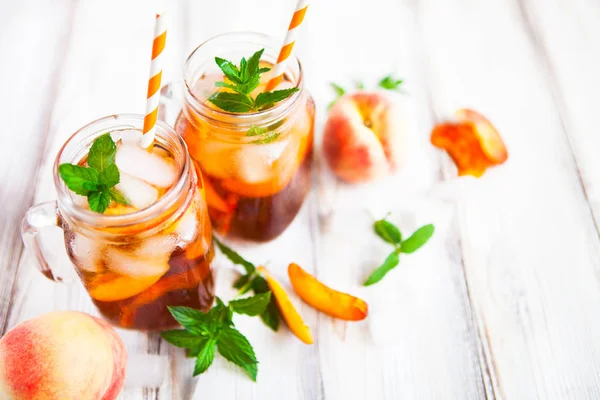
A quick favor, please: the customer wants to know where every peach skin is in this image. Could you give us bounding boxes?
[323,91,406,183]
[257,266,314,344]
[0,311,126,400]
[288,263,368,321]
[431,108,508,177]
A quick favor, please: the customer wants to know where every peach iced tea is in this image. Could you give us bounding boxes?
[175,33,315,242]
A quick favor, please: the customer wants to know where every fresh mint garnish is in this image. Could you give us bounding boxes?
[209,48,299,113]
[364,216,434,286]
[214,237,280,331]
[378,75,404,91]
[58,133,128,213]
[161,294,269,380]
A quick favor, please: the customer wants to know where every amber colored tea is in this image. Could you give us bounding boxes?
[176,61,315,242]
[59,130,214,330]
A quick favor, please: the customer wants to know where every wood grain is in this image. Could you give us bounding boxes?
[2,0,600,398]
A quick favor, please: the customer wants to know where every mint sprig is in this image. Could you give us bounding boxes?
[58,133,128,213]
[213,237,280,331]
[364,217,434,286]
[161,294,270,380]
[209,49,299,113]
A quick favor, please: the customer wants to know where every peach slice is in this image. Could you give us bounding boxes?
[88,273,165,302]
[431,108,508,177]
[288,263,368,321]
[203,176,232,213]
[120,263,211,327]
[257,266,313,344]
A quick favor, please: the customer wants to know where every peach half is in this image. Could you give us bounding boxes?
[431,108,508,177]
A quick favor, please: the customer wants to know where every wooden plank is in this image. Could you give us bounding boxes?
[520,0,600,235]
[3,1,186,399]
[415,0,600,398]
[0,0,75,334]
[303,0,491,398]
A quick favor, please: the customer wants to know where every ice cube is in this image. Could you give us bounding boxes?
[196,139,239,180]
[174,206,198,244]
[110,131,122,143]
[232,140,288,184]
[135,235,178,259]
[71,233,102,272]
[104,245,170,278]
[115,144,176,188]
[120,129,143,145]
[115,173,159,210]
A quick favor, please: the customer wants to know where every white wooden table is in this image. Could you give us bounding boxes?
[2,0,600,398]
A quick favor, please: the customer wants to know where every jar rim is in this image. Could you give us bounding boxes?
[53,114,192,230]
[183,31,304,133]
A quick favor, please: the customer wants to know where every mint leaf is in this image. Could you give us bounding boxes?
[98,163,120,187]
[211,50,297,112]
[88,190,111,213]
[187,337,210,358]
[109,188,129,205]
[209,298,233,326]
[246,126,267,137]
[229,293,271,316]
[161,329,203,348]
[246,126,280,144]
[401,224,434,254]
[252,132,280,144]
[167,306,210,330]
[355,81,365,89]
[378,75,404,91]
[260,300,279,332]
[217,326,258,381]
[58,164,99,196]
[374,219,402,245]
[214,81,244,93]
[208,92,254,113]
[364,251,400,286]
[246,49,264,79]
[330,83,345,96]
[213,237,255,274]
[87,133,116,172]
[215,57,241,84]
[255,88,299,110]
[233,274,252,292]
[239,57,248,82]
[193,339,216,376]
[251,276,279,331]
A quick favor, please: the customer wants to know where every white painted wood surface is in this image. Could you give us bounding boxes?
[1,0,600,399]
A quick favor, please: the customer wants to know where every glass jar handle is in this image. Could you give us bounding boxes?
[20,201,67,282]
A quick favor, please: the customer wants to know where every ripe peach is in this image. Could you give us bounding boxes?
[323,91,406,183]
[0,311,127,400]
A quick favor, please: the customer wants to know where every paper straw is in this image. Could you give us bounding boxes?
[141,13,168,149]
[265,0,309,92]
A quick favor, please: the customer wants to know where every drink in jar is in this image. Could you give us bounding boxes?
[22,115,215,331]
[175,32,315,242]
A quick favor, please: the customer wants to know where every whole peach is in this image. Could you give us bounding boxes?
[323,91,407,183]
[0,311,127,400]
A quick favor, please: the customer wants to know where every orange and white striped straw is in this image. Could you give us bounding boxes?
[140,13,168,149]
[265,0,309,92]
